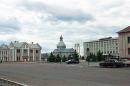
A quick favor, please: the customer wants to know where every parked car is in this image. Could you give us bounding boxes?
[99,59,125,68]
[121,59,130,67]
[66,59,79,64]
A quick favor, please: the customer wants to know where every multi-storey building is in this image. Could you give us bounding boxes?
[83,37,119,58]
[0,41,42,62]
[74,43,80,55]
[118,26,130,58]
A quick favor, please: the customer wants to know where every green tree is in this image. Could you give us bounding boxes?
[62,55,67,62]
[72,50,79,62]
[81,56,85,60]
[97,50,104,61]
[47,52,55,62]
[86,53,97,62]
[55,54,61,62]
[68,55,72,60]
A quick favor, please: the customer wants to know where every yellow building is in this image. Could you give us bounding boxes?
[118,26,130,58]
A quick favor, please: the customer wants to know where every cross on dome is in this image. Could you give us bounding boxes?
[60,35,63,41]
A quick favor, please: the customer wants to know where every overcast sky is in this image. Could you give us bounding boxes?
[0,0,130,55]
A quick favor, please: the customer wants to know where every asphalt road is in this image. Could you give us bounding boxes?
[0,62,130,86]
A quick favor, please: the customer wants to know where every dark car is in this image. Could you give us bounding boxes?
[99,59,125,68]
[66,59,79,64]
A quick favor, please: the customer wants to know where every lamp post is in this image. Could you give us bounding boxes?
[86,48,90,66]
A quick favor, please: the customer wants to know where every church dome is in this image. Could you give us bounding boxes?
[57,35,66,49]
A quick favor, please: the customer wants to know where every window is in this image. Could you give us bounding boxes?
[36,50,39,53]
[30,50,33,53]
[86,48,89,52]
[128,37,130,43]
[24,49,27,53]
[17,56,20,61]
[113,51,115,54]
[128,48,130,55]
[17,49,20,53]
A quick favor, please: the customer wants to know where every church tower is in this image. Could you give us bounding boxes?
[57,35,66,49]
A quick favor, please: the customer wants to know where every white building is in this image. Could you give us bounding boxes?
[0,44,11,62]
[53,35,75,57]
[83,37,119,58]
[0,41,42,62]
[74,43,80,55]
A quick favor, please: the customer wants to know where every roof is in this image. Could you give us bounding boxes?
[13,42,25,48]
[83,37,118,43]
[28,43,41,49]
[57,41,66,49]
[0,44,9,49]
[9,41,41,49]
[53,48,75,53]
[118,26,130,33]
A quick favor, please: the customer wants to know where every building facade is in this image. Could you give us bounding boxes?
[83,37,119,58]
[0,41,42,62]
[53,36,75,57]
[0,44,11,62]
[118,26,130,58]
[74,43,80,55]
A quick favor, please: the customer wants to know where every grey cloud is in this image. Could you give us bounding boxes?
[0,17,20,34]
[20,1,94,22]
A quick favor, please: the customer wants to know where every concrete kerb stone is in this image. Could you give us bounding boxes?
[0,78,28,86]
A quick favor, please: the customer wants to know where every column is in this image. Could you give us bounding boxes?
[14,49,17,61]
[28,48,29,61]
[33,49,35,61]
[39,50,41,61]
[0,50,1,61]
[20,49,22,61]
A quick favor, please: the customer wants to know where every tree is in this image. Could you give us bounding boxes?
[47,52,55,62]
[86,53,97,62]
[55,54,61,62]
[97,50,104,61]
[72,50,79,62]
[68,55,72,60]
[81,56,85,60]
[62,55,67,62]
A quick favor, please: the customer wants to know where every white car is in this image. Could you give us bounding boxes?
[121,59,130,67]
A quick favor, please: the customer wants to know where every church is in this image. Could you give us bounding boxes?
[53,35,75,57]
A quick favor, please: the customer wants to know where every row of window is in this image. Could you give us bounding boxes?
[86,46,118,50]
[90,51,118,54]
[0,57,9,61]
[127,37,130,55]
[16,56,39,61]
[0,51,9,55]
[17,49,39,53]
[86,42,118,46]
[86,48,118,54]
[86,44,118,47]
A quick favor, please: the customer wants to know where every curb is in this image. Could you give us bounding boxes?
[0,78,28,86]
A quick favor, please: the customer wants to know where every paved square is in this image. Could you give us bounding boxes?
[0,62,130,86]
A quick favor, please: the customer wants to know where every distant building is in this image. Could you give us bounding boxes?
[118,26,130,58]
[41,53,49,61]
[74,43,80,55]
[0,44,11,62]
[83,37,119,58]
[0,41,42,62]
[53,35,75,57]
